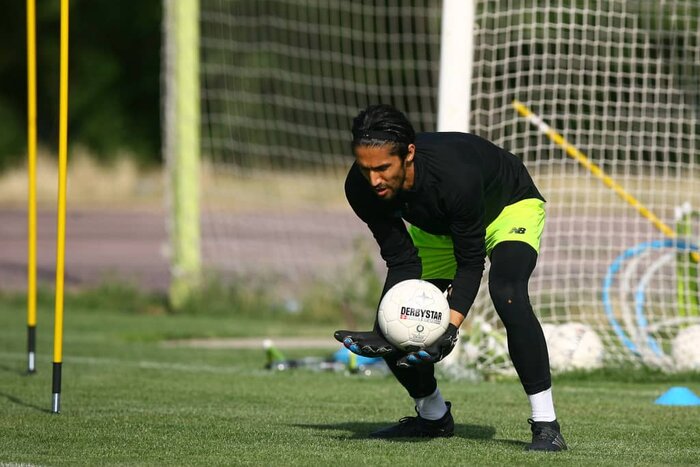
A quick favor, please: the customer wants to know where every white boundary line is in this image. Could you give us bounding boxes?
[0,351,248,375]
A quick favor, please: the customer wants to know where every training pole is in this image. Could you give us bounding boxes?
[512,99,700,264]
[26,0,38,374]
[52,0,69,414]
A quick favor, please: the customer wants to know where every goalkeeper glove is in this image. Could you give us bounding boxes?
[396,324,459,368]
[333,329,395,357]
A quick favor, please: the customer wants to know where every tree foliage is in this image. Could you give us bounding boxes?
[0,0,162,170]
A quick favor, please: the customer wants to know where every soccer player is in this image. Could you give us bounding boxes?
[334,104,567,451]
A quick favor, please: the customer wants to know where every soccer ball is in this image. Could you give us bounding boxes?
[377,279,450,351]
[542,322,605,371]
[671,324,700,371]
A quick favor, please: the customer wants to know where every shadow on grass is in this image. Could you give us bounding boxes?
[294,421,527,447]
[0,365,51,413]
[0,362,21,374]
[0,390,51,413]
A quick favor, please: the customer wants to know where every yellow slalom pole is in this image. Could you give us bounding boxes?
[52,0,69,414]
[26,0,38,374]
[512,100,699,263]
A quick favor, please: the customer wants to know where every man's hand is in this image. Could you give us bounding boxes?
[396,324,459,367]
[334,330,396,357]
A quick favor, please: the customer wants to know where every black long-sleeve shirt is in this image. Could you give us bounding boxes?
[345,132,544,315]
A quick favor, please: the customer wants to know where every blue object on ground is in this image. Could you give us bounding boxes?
[655,386,700,406]
[602,239,699,355]
[333,346,382,365]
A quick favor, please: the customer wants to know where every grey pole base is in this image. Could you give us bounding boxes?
[28,352,36,373]
[52,393,61,414]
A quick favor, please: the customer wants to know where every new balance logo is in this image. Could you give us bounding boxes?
[509,227,527,234]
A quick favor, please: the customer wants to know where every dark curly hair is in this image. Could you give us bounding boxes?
[351,104,415,159]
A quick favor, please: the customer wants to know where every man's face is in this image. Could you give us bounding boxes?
[354,144,415,201]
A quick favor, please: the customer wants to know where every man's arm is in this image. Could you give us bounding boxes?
[345,164,421,296]
[337,165,421,358]
[366,217,422,296]
[334,220,417,357]
[396,171,486,367]
[450,309,465,327]
[445,170,487,318]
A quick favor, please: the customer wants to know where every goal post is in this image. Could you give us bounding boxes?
[162,0,201,310]
[165,0,700,372]
[436,0,475,133]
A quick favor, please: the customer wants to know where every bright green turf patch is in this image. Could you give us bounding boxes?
[1,292,699,465]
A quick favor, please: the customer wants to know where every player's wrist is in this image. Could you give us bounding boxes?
[449,309,465,328]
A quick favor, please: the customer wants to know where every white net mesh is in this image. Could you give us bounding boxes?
[193,0,700,371]
[198,0,441,285]
[462,0,700,373]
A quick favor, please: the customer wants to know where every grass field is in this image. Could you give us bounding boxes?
[1,290,699,466]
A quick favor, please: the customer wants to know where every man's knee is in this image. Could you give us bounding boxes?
[489,279,527,306]
[489,280,532,325]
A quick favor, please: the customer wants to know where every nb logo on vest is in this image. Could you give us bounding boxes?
[509,227,527,234]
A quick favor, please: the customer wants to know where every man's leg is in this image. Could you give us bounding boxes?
[488,241,550,394]
[369,278,453,438]
[488,241,566,451]
[377,321,439,400]
[378,277,451,403]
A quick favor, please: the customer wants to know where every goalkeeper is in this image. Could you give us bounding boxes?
[335,104,567,451]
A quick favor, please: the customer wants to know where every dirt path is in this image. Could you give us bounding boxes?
[0,209,171,291]
[0,208,369,292]
[0,208,657,293]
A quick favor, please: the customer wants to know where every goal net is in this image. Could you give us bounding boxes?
[183,0,700,372]
[461,0,700,373]
[194,0,442,308]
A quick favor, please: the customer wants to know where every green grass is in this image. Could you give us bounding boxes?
[1,291,699,465]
